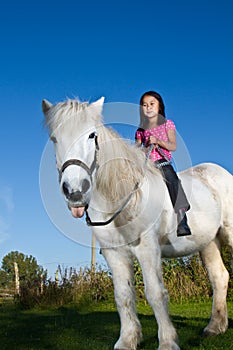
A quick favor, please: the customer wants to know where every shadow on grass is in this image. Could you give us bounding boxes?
[0,303,232,350]
[0,304,118,350]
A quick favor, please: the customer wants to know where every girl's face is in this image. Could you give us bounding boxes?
[141,95,160,118]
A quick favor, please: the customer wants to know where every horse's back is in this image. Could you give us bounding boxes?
[180,162,233,237]
[179,162,233,196]
[180,162,232,177]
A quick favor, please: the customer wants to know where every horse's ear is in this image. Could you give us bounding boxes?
[42,99,53,114]
[91,96,105,114]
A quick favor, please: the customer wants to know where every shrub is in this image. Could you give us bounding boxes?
[17,264,113,309]
[162,256,211,302]
[17,245,232,309]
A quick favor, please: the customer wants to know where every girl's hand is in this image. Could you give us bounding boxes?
[148,135,158,145]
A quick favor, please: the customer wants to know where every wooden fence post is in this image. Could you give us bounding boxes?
[55,269,59,287]
[14,262,20,296]
[40,274,44,294]
[91,234,96,273]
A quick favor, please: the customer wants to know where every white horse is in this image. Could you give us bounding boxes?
[42,97,233,350]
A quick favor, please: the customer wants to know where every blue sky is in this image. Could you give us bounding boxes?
[0,0,233,278]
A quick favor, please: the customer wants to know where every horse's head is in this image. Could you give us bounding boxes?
[42,97,104,218]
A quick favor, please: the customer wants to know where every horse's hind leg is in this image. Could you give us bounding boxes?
[200,238,229,336]
[101,247,142,350]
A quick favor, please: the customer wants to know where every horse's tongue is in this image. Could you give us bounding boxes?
[71,206,85,218]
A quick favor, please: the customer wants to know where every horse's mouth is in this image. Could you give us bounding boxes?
[69,206,85,218]
[68,203,88,219]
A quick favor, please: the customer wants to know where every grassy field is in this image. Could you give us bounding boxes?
[0,299,233,350]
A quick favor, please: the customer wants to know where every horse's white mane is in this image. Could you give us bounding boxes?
[96,127,161,213]
[44,99,96,135]
[97,126,144,200]
[95,125,162,221]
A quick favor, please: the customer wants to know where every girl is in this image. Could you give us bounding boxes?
[135,91,191,236]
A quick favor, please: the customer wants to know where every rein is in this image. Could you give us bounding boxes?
[85,182,139,226]
[85,143,152,227]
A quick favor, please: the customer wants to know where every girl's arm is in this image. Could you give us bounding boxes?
[135,129,143,147]
[135,139,142,147]
[148,129,177,151]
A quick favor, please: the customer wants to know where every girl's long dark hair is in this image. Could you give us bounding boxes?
[139,91,166,128]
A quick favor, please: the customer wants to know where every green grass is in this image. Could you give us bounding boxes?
[0,299,233,349]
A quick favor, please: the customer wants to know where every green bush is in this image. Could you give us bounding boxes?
[162,256,211,302]
[17,264,113,309]
[17,245,232,309]
[222,245,233,298]
[134,246,232,303]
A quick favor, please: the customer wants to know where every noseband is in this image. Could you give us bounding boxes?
[59,133,99,183]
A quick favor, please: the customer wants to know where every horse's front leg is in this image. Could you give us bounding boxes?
[102,247,142,350]
[134,233,180,350]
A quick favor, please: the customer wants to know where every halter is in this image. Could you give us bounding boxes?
[59,133,99,183]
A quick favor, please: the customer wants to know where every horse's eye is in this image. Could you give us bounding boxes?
[51,136,57,143]
[89,132,96,139]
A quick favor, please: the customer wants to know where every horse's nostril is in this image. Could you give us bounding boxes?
[62,182,70,197]
[62,181,88,202]
[82,179,90,193]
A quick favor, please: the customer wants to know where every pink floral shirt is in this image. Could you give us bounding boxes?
[135,120,176,162]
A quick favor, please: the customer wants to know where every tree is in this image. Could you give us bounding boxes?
[0,251,47,291]
[0,269,8,289]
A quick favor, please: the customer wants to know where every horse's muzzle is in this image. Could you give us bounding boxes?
[62,179,90,202]
[64,190,82,203]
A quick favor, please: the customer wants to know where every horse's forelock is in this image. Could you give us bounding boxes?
[45,99,101,135]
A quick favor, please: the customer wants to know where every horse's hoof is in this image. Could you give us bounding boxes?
[202,329,217,337]
[158,340,180,350]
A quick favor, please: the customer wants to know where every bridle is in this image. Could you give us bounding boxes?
[59,133,139,227]
[59,132,99,183]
